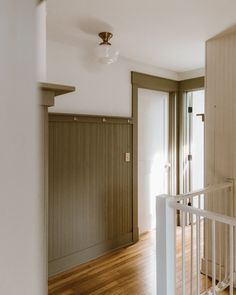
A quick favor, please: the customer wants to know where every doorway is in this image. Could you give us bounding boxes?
[183,89,205,195]
[138,88,169,234]
[132,72,204,237]
[131,71,179,239]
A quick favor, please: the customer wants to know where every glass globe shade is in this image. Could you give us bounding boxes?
[95,44,119,64]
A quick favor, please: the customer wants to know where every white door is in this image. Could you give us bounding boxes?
[138,88,169,234]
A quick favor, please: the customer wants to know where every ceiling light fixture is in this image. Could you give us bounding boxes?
[95,32,119,65]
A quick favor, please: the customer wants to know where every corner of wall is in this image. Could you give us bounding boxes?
[178,68,205,81]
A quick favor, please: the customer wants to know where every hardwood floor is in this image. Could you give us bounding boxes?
[48,228,234,295]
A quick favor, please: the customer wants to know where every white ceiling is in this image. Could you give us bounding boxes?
[47,0,236,72]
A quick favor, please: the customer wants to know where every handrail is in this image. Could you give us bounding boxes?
[157,179,235,295]
[173,180,233,202]
[170,180,234,225]
[169,201,236,226]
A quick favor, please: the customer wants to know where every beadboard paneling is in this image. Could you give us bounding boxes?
[48,114,133,275]
[204,30,236,276]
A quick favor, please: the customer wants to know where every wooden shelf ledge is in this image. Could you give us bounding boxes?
[40,82,76,96]
[39,82,76,107]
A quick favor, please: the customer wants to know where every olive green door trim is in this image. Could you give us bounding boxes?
[131,71,178,93]
[132,84,139,242]
[179,77,204,92]
[177,78,204,226]
[177,77,204,196]
[131,72,179,242]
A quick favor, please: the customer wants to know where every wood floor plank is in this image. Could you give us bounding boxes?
[49,228,234,294]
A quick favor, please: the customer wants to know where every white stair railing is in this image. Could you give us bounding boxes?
[156,180,235,295]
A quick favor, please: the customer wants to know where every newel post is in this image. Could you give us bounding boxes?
[156,195,176,295]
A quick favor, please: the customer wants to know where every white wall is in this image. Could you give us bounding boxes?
[0,1,45,295]
[138,89,168,234]
[37,0,47,81]
[47,39,178,117]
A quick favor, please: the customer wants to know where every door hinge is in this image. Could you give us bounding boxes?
[188,106,193,113]
[188,154,192,161]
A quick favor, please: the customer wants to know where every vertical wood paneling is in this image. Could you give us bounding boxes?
[48,115,133,275]
[204,30,236,277]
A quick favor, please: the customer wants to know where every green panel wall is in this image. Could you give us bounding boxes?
[48,114,133,275]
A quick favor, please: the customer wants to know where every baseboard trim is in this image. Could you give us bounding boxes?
[48,232,133,277]
[133,226,139,243]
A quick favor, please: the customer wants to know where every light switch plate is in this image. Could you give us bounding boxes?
[125,152,131,162]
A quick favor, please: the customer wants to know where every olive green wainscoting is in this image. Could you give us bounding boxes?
[48,114,133,276]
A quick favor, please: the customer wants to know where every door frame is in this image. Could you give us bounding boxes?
[131,72,179,241]
[178,77,205,195]
[177,78,205,225]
